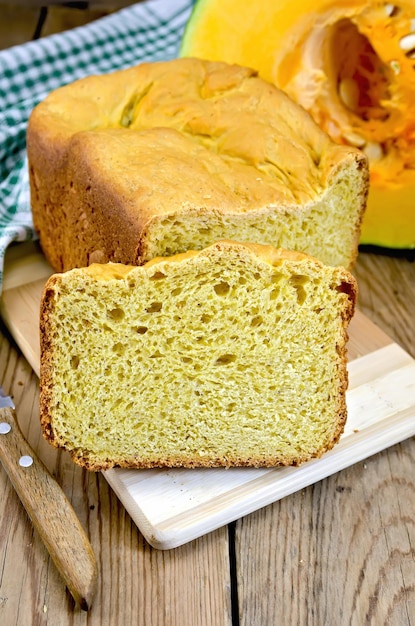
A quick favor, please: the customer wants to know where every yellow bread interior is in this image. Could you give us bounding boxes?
[40,241,357,471]
[27,58,368,271]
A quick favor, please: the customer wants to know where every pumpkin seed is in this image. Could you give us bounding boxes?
[338,78,359,111]
[385,3,402,16]
[399,33,415,51]
[363,142,383,161]
[343,131,366,148]
[384,4,397,16]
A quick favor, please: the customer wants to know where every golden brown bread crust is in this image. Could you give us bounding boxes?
[39,240,357,471]
[28,57,368,272]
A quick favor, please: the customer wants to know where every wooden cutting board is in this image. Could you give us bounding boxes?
[2,241,415,549]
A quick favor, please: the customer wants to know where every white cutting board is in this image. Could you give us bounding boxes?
[2,241,415,549]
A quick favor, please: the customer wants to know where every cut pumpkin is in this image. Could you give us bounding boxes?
[181,0,415,249]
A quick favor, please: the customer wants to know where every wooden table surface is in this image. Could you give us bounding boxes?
[1,4,415,625]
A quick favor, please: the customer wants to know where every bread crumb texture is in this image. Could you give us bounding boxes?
[40,241,356,470]
[28,58,368,271]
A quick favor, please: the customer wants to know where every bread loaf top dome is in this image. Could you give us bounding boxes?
[28,58,368,270]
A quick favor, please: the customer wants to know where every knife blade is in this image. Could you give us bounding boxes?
[0,386,97,610]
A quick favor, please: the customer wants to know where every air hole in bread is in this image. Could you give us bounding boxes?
[291,274,310,285]
[335,281,356,298]
[70,355,80,369]
[250,315,263,327]
[214,281,231,296]
[134,326,148,335]
[149,271,167,280]
[107,307,125,321]
[146,301,162,313]
[112,342,126,356]
[270,273,283,284]
[214,353,236,365]
[289,275,310,305]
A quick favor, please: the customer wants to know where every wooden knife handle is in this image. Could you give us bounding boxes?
[0,405,97,610]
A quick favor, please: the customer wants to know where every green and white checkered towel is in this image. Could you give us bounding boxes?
[0,0,194,292]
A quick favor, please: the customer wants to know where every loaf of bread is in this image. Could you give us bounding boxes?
[40,240,357,471]
[28,58,368,272]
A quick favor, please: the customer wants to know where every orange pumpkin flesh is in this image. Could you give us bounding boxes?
[181,0,415,249]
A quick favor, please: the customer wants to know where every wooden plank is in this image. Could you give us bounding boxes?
[0,2,140,51]
[234,437,415,625]
[347,310,392,361]
[0,4,41,50]
[353,251,415,358]
[9,1,139,6]
[41,5,121,38]
[234,251,415,625]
